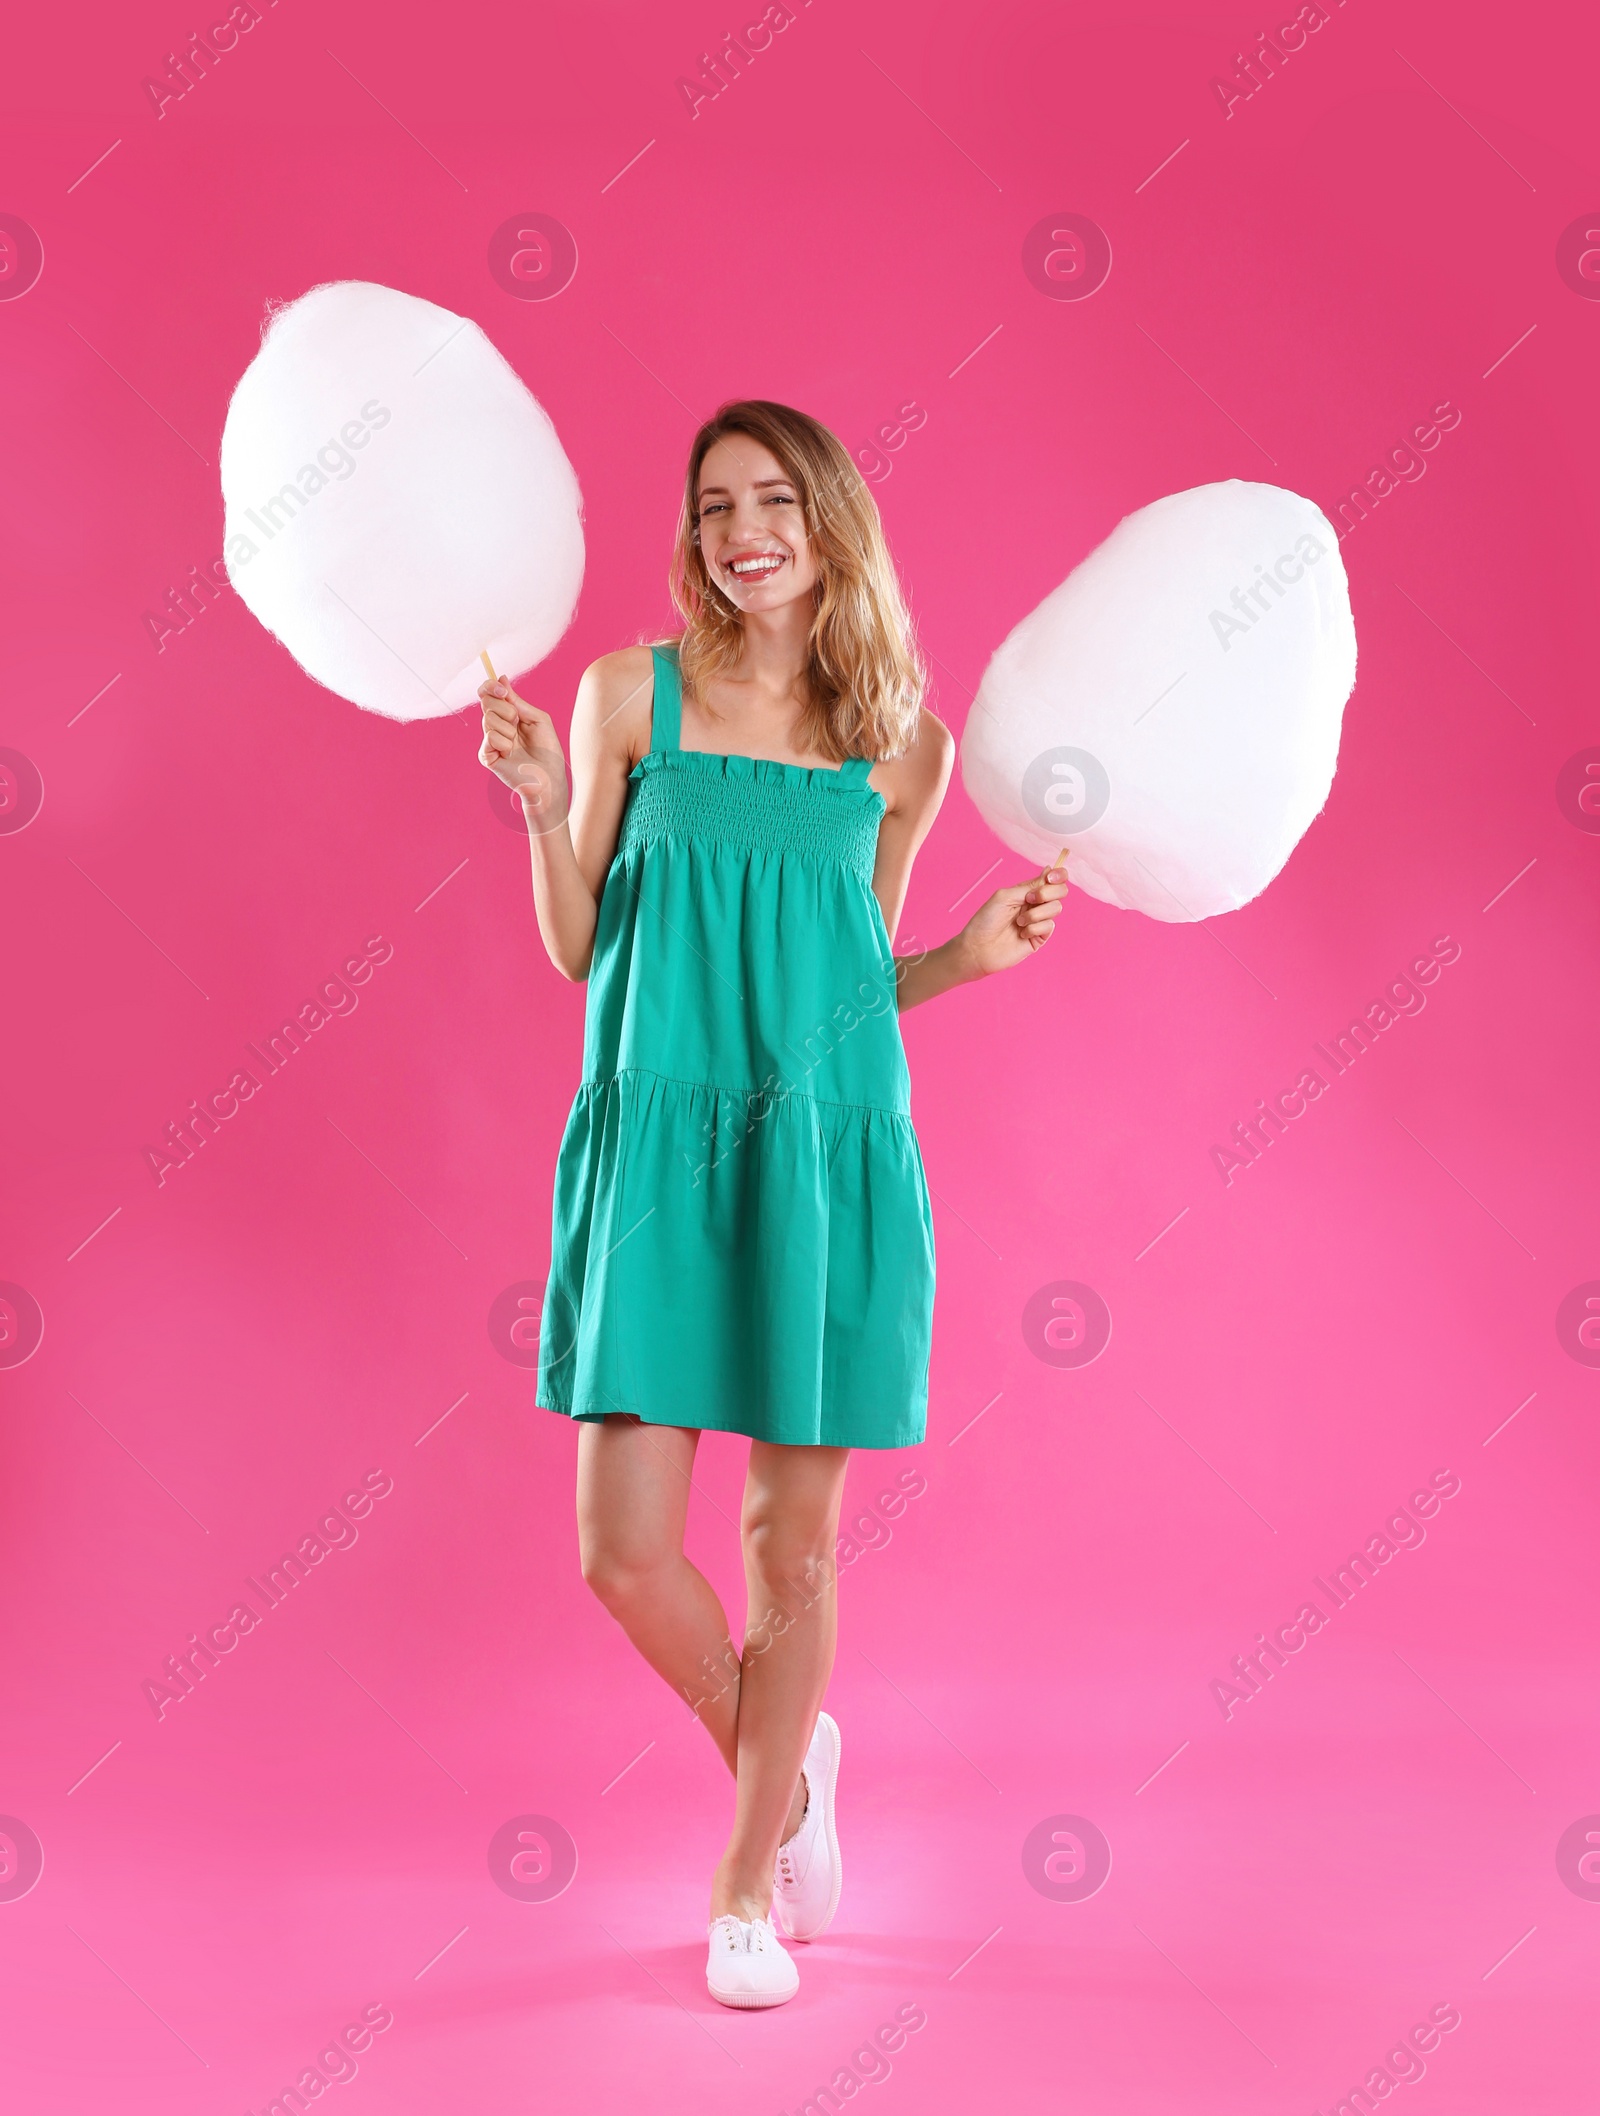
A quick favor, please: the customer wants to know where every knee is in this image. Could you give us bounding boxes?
[579,1537,664,1616]
[742,1513,837,1600]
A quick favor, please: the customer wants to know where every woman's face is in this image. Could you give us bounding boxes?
[694,434,819,616]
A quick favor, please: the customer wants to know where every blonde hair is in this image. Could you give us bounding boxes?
[667,400,925,763]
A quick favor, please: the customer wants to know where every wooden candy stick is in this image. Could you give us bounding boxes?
[482,647,539,807]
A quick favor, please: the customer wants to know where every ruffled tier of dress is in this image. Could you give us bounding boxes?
[539,1067,934,1447]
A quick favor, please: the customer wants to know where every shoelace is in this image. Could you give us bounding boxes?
[775,1779,810,1891]
[714,1915,777,1954]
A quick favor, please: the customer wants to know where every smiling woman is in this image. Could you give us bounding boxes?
[477,397,1068,2010]
[672,399,924,769]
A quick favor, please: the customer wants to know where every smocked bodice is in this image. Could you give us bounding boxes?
[617,748,884,885]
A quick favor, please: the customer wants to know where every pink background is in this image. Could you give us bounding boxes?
[3,0,1598,2108]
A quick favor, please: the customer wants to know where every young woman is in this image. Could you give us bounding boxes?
[478,401,1066,2009]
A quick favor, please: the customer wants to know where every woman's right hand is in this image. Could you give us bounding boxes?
[478,677,571,832]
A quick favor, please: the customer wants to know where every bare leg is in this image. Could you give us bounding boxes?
[576,1415,742,1769]
[709,1441,850,1923]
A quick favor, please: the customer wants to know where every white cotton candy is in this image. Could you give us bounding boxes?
[961,480,1356,921]
[220,280,584,721]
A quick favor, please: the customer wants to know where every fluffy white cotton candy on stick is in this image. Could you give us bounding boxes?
[961,480,1356,921]
[220,281,584,720]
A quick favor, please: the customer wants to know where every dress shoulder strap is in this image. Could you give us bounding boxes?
[837,755,876,785]
[648,641,683,754]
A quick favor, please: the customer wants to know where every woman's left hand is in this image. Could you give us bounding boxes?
[959,862,1070,977]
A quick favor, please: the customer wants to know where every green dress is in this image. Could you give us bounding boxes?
[536,642,935,1448]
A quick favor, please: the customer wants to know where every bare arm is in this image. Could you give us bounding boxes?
[478,646,655,981]
[870,708,1069,1012]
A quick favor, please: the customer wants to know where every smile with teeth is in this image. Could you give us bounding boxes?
[724,551,787,583]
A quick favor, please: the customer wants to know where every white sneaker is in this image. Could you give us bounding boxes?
[705,1913,799,2008]
[772,1710,842,1942]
